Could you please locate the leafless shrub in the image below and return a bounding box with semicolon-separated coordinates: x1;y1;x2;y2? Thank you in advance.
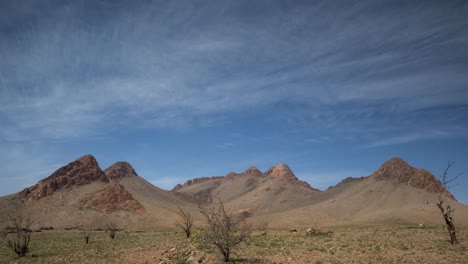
3;215;34;257
176;207;193;238
106;222;118;240
434;161;462;244
199;201;252;262
82;230;91;244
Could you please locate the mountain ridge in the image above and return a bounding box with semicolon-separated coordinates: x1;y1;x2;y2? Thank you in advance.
1;155;465;229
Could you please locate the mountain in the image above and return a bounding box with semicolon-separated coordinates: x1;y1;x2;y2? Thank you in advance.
174;157;467;227
369;157;455;199
0;155;190;230
18;154;108;202
104;161;139;179
172;163;322;217
1;155;467;230
254;157;467;227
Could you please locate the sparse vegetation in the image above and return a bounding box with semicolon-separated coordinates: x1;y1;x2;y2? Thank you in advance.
199;201;252;262
435;161;462;244
3;215;34;257
0;226;467;263
175;207;193;238
82;230;91;244
106;222;117;240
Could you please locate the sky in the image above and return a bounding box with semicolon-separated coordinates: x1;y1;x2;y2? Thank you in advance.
1;0;468;203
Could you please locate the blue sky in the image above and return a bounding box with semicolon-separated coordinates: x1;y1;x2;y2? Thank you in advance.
1;0;468;203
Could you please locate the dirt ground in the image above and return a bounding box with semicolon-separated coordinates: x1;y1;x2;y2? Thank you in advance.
1;225;467;263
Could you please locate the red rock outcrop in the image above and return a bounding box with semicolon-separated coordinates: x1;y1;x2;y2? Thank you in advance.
172;176;224;191
82;181;145;213
327;176;366;190
226;166;264;178
173;163;320;192
19;154;108;201
241;166;264;177
371;157;455;199
104;162;138;179
264;163;319;191
264;163;296;180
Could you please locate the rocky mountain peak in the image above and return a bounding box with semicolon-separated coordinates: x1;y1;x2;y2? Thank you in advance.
226;172;239;178
19;154;108;201
371;157;455;199
264;163;295;179
242;166;263;177
263;163;319;191
76;154;99;166
104;162;139;180
371;157;417;181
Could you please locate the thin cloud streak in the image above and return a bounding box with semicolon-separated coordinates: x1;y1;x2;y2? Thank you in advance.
0;1;467;155
1;1;467;142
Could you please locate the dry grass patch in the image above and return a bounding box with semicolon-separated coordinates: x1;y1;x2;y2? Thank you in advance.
0;225;466;263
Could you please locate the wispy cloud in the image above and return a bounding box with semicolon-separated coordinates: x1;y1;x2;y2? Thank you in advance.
368;131;449;148
0;1;467;145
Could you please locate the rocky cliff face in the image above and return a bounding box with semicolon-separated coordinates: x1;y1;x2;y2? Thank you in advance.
19;154;108;201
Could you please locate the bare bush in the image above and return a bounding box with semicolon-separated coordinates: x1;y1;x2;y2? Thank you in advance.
434;161;461;244
83;230;91;244
199;201;252;262
106;222;118;240
3;215;34;257
176;207;193;238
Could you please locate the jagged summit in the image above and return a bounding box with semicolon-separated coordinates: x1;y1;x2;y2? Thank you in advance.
172;176;224;191
263;163;319;191
105;162;139;179
264;163;295;180
76;154;99;166
225;166;264;178
242;166;263;177
19;154;107;201
371;157;455;199
371;157;414;181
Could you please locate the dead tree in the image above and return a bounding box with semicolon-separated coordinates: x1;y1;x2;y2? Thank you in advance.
3;215;34;256
199;201;252;262
435;161;461;245
176;207;193;238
